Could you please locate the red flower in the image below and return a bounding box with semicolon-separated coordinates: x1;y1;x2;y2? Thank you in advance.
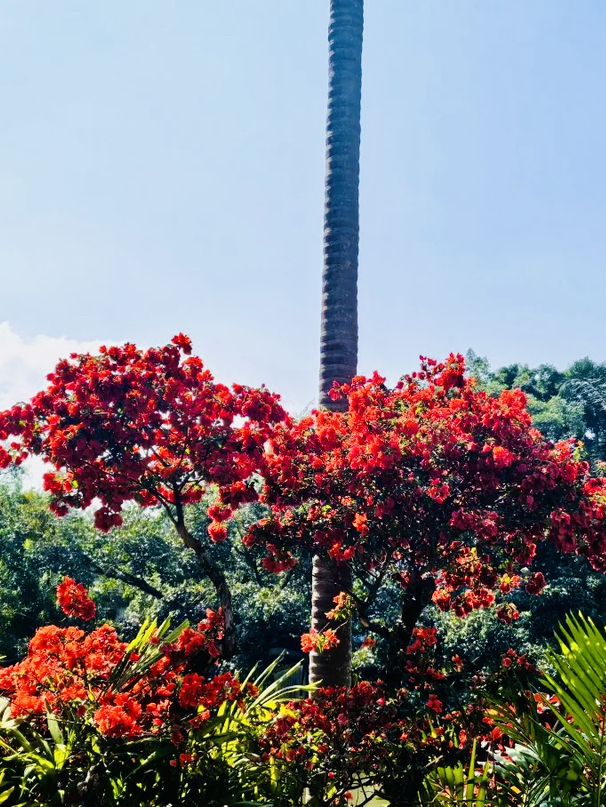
496;604;520;625
208;521;229;544
526;571;547;595
179;673;205;709
95;695;143;738
248;349;606;693
353;513;369;537
492;446;516;469
427;694;444;714
0;335;286;551
56;577;96;622
172;333;193;354
301;629;340;654
301;630;320;654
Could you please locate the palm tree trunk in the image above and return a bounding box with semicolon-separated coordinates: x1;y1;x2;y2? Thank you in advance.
310;0;364;688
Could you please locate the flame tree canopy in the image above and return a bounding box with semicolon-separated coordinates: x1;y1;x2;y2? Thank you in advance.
245;354;606;674
0;334;287;655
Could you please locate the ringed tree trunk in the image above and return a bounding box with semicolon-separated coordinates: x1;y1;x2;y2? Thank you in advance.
310;0;364;688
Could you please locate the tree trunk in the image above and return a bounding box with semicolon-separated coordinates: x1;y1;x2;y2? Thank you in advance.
176;522;236;659
384;577;436;689
309;556;353;686
319;0;363;408
311;0;364;688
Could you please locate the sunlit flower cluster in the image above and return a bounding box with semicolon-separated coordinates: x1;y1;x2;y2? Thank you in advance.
0;582;252;742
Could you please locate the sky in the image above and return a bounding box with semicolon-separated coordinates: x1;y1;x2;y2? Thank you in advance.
1;0;605;416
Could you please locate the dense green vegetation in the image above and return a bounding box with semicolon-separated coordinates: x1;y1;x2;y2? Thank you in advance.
0;474;309;673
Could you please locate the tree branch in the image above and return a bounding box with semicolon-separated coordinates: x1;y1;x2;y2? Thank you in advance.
84;555;164;600
172;486;236;658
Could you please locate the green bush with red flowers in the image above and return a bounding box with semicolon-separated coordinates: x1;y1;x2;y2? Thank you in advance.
0;579;301;806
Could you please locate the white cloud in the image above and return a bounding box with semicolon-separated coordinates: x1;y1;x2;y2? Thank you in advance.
0;322;107;408
0;323;112;488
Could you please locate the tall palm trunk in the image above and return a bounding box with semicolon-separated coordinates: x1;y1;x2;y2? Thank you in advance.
310;0;364;688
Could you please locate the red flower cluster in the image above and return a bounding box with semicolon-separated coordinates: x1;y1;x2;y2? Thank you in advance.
0;584;251;742
427;693;444;714
496;603;521;624
407;627;438;655
0;335;286;535
247;354;606;657
258;681;494;801
404;626;448;685
300;628;340;654
259;682;397;769
0;623;126;719
501;648;536;672
325;592;355;622
56;577;96;622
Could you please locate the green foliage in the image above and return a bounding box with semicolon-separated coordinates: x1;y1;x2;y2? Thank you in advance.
507;613;606;806
0;476;310;673
419;741;492;806
466;350;606;464
421;614;606;807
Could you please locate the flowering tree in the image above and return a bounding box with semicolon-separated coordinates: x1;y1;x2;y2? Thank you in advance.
246;354;606;678
0;335;287;655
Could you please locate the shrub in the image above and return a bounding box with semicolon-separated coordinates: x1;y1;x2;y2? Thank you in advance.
422;613;606;806
0;579;306;806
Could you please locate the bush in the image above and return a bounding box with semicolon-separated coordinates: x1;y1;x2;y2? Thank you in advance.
0;579;307;806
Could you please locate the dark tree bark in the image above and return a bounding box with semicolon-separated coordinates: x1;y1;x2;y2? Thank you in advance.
310;0;364;688
168;492;236;659
384;577;436;689
174;520;236;659
310;556;353;686
85;556;164;600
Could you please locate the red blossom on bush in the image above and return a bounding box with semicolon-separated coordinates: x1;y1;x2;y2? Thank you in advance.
325;592;355;622
56;577;96;622
496;603;521;624
0;606;252;743
257;680;493;803
525;571;547;595
94;694;143;739
407;627;438;655
300;628;340;654
501;649;536;672
427;694;444;714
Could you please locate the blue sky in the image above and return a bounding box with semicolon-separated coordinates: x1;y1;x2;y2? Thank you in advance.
1;1;605;414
